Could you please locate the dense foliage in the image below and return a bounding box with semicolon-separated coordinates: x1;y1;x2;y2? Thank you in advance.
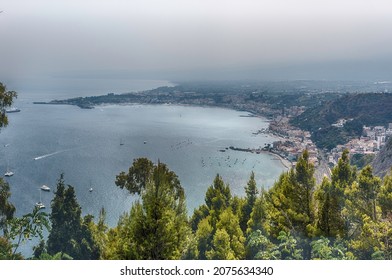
0;82;17;130
1;150;392;260
2;83;392;259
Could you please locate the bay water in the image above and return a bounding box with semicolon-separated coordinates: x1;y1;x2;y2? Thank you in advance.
0;79;286;256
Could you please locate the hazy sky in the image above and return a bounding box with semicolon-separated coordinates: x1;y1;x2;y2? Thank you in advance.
1;0;392;84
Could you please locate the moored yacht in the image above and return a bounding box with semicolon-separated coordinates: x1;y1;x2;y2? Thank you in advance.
40;185;51;191
4;169;14;177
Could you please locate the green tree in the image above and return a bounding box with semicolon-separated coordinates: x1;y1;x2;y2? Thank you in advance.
265;172;294;237
195;217;213;260
265;151;316;259
315;177;345;237
104;212;136;260
115;158;154;195
331;150;356;189
6;207;50;259
247;189;268;235
246;230;277;259
344;165;381;227
293;150;316;226
213;208;245;259
349;214;392;259
47;174;99;259
0;82;17;130
89;208;109;259
327;149;356;236
194;175;241;260
240;172;258;233
204;174;232;227
268;151;316;237
310;236;349;260
379;169;392;217
0;178;15;236
112;159;191;259
190;204;209;232
206;229;235;260
271;231;303;260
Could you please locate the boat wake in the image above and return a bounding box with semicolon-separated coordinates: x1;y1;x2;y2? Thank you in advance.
34;150;69;161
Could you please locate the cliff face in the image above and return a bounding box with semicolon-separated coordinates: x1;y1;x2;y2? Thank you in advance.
372;137;392;178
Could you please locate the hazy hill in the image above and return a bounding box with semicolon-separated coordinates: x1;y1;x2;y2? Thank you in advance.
291;92;392;149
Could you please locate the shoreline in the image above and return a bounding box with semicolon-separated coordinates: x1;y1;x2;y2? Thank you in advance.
269;151;292;170
35;99;293;171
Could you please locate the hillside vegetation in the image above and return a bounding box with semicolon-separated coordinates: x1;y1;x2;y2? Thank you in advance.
291;93;392;149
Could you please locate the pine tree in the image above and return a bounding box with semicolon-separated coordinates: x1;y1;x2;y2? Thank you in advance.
292;150;316;226
206;229;235;260
315;177;345;237
379;169;392;217
264;151;316;259
47;174;98;259
240;172;258;233
214;208;245;259
344;165;381;223
266;151;317;239
317;149;356;237
113;159;191;259
349;214;392;259
247;189;268;235
331;150;356;190
195;217;213;260
204;174;232;228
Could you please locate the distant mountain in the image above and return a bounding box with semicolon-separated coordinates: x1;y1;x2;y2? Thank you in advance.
372;137;392;178
290;92;392;149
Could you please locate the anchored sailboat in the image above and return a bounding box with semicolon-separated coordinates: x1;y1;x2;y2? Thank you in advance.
35;189;45;209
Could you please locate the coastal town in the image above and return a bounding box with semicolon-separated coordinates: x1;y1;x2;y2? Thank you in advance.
41;82;392;179
266;111;392;178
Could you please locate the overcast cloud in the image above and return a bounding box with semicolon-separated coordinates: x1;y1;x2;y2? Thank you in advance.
1;0;392;85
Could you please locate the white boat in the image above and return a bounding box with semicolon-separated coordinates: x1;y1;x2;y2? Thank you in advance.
4;171;14;177
89;188;93;192
5;107;20;113
36;189;45;209
40;185;51;191
4;167;14;177
35;202;45;209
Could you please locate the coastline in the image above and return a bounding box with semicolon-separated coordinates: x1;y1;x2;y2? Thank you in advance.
35;98;293;171
269;151;292;170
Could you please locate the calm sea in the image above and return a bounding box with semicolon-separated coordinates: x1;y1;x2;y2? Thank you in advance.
1;79;286;256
